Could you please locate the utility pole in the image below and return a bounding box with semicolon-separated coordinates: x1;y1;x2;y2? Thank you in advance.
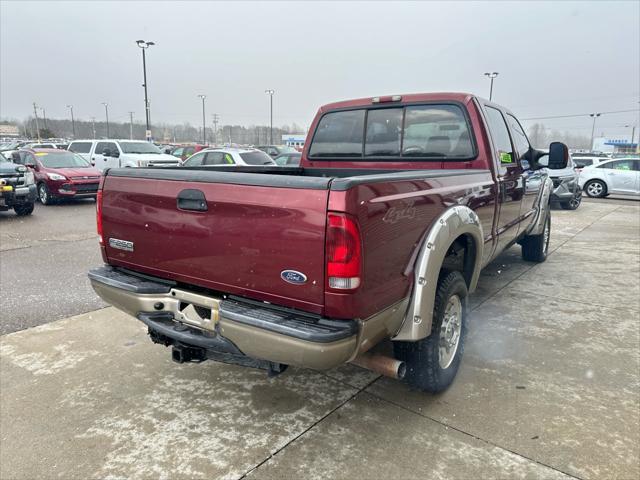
483;72;499;101
32;103;41;141
91;117;96;139
66;105;76;138
198;95;207;144
212;114;219;146
265;89;274;144
128;112;135;139
136;40;155;141
589;113;601;151
102;103;110;137
40;108;48;131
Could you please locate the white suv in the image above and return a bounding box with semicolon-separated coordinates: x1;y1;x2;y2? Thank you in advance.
180;147;276;167
68;140;180;171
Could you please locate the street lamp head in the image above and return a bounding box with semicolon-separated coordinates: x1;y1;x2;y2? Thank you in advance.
198;94;206;99
484;72;499;78
265;89;275;95
136;40;154;48
66;104;72;108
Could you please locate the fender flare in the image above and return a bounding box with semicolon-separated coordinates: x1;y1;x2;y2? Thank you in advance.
393;205;484;342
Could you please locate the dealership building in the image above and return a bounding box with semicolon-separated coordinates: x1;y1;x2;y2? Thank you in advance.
592;137;638;154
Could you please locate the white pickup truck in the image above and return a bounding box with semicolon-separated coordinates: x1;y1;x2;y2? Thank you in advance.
68;140;180;171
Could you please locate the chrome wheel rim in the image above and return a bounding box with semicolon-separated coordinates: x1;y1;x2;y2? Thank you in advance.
39;185;47;203
439;295;462;369
587;182;603;196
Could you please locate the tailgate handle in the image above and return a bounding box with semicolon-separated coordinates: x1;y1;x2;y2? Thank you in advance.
177;189;208;212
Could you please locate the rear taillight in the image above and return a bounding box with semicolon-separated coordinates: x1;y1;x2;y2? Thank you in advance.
96;189;103;245
326;212;362;291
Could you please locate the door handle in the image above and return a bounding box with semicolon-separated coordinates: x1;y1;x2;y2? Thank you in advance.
177;189;208;212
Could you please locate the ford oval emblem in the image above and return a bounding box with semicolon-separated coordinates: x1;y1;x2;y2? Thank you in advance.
281;270;307;285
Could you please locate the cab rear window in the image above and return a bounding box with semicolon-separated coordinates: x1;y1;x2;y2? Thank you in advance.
308;104;475;160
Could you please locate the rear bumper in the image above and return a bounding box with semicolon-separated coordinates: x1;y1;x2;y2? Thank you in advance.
88;266;359;370
550;175;580;201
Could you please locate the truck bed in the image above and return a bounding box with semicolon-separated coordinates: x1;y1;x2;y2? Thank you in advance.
100;166;490;317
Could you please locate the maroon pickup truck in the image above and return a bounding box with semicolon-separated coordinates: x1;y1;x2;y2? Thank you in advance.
89;93;568;392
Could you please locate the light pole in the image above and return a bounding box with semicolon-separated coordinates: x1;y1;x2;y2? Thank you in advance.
128;111;135;140
136;40;155;141
91;117;96;139
66;105;76;138
102;103;110;137
265;89;274;144
589;113;601;150
483;72;499;101
197;95;207;144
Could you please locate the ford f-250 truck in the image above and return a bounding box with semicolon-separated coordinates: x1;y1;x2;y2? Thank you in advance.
88;93;568;392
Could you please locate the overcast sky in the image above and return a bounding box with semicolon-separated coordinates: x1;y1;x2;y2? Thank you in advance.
1;1;638;137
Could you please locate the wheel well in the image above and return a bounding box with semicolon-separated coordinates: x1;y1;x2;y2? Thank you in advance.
440;234;476;288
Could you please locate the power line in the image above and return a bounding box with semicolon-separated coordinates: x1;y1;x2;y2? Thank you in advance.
521;109;638;121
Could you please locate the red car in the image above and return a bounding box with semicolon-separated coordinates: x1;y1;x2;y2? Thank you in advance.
19;149;102;204
170;144;208;162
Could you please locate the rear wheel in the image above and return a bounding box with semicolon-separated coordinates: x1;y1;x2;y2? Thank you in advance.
585;179;607;198
521;212;550;262
394;271;468;393
561;192;582;210
14;202;34;216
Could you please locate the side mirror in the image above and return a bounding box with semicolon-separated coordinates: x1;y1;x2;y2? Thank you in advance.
25;162;36;168
548;142;569;169
102;148;111;157
112;150;120;158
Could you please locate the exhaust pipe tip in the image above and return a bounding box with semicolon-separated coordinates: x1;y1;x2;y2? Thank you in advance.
351;352;406;380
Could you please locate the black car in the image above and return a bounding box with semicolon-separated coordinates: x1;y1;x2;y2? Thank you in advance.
0;157;37;216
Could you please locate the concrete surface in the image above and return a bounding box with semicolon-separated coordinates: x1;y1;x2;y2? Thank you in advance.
0;200;106;334
1;201;639;479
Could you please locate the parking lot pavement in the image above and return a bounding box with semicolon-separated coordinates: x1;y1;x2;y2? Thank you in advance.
1;201;638;479
0;200;106;334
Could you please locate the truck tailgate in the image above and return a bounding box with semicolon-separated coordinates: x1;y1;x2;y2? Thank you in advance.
101;170;331;313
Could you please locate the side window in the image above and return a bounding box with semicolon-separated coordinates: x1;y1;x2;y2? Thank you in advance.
484;107;514;166
224;153;235;164
506;114;531;160
172;147;184;158
608;160;634;171
95;142;117;155
203;152;225;165
183;147;195;157
69;142;92;153
182;152;205;167
633;160;640;172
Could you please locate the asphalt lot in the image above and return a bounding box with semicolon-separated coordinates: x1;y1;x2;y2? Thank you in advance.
0;199;105;334
1;197;639;479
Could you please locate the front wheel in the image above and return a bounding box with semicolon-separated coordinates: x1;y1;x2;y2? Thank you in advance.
585;179;607;198
14;203;34;216
394;271;468;393
521;212;550;262
38;183;53;205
